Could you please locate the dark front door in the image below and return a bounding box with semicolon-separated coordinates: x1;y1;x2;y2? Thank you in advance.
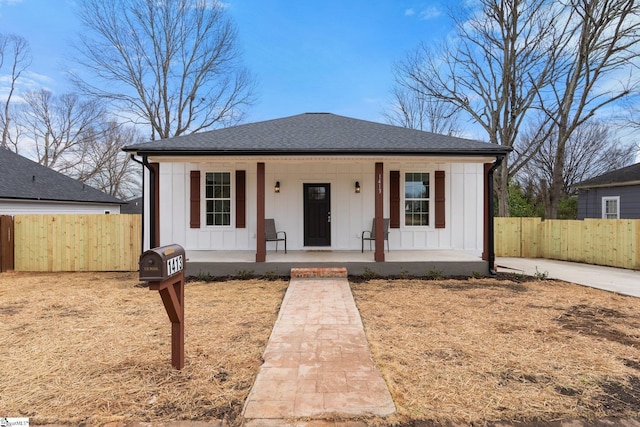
304;183;331;246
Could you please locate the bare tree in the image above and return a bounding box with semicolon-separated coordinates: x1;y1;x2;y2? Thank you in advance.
14;90;140;198
539;0;640;218
71;122;141;199
18;89;107;169
519;121;637;214
384;85;461;135
395;0;558;216
72;0;255;140
0;33;31;150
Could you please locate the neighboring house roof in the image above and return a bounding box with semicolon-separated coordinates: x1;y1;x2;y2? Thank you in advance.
123;113;510;156
575;162;640;189
0;148;124;204
121;197;143;214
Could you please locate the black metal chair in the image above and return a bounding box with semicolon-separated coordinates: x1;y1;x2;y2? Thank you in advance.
265;218;286;253
362;218;389;253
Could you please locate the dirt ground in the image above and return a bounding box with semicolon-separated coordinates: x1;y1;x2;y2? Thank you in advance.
1;271;639;426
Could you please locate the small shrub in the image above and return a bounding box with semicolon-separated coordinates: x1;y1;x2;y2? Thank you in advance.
264;270;281;281
534;267;548;280
361;267;377;281
194;271;213;282
236;269;255;280
509;271;529;282
426;267;444;280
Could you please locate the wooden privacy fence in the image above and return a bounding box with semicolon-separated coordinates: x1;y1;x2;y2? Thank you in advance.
495;217;640;270
9;214;639;272
14;214;142;272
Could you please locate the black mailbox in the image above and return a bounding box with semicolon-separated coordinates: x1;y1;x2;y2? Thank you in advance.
139;244;185;281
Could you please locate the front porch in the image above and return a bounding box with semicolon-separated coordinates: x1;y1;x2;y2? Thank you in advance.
186;249;488;277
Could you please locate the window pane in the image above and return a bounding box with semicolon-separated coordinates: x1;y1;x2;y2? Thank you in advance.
205;172;231;226
405;173;429;198
308;187;326;200
404;172;430;226
603;198;619;219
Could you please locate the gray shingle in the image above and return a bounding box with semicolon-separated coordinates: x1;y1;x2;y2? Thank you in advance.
124;113;510;155
0;148;124;204
575;162;640;188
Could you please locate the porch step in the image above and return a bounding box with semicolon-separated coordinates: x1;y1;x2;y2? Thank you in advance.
290;267;348;279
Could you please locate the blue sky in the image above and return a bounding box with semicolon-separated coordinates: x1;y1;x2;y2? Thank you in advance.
0;0;456;126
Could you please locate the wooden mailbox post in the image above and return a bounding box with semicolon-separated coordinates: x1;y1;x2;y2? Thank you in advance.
139;244;186;370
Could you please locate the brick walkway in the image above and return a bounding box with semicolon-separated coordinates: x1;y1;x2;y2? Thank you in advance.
242;268;395;421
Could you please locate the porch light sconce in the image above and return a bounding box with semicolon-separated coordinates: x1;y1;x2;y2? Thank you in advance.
274;181;281;193
355;181;361;193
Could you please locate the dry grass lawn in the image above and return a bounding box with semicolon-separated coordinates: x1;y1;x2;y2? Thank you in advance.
0;272;287;425
1;271;639;426
351;276;640;425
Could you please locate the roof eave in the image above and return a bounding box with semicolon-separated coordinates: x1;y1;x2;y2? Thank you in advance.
0;196;124;205
124;148;511;157
575;180;640;189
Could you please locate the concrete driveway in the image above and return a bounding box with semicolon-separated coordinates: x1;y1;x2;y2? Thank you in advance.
497;257;640;298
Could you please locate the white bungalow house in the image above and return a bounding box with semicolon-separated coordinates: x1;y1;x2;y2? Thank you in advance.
124;113;509;276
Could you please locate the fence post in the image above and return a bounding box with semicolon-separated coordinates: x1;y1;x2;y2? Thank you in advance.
0;215;15;272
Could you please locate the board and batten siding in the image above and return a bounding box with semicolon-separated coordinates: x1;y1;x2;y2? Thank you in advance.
155;159;486;254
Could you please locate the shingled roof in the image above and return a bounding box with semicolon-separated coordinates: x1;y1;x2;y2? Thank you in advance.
123;113;510;156
575;162;640;189
0;148;124;204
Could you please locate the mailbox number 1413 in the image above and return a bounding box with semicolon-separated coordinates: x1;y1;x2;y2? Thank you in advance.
167;255;183;276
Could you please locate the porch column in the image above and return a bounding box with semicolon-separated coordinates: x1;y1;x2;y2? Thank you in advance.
375;162;385;262
256;162;266;262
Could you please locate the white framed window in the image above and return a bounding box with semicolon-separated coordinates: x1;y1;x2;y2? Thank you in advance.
404;172;430;226
602;196;620;219
205;172;231;226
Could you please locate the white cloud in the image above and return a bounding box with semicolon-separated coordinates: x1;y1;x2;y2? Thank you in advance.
404;5;442;20
0;70;55;103
419;6;442;21
206;0;228;9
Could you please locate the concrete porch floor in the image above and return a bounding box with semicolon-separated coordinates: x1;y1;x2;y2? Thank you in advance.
185;249;488;277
